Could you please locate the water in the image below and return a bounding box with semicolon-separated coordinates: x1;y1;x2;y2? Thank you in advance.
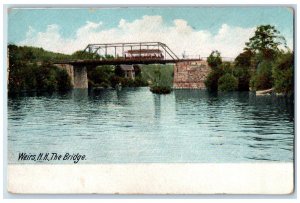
8;87;294;164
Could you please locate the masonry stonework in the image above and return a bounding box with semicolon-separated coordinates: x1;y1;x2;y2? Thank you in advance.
173;60;211;89
54;64;88;89
73;66;88;89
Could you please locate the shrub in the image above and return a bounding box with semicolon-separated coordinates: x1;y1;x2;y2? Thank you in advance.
220;62;233;74
34;64;58;92
56;68;72;91
150;86;172;94
99;82;110;88
250;60;273;90
133;77;148;87
88;66;114;87
205;70;222;91
207;50;222;69
218;73;238;91
234;66;251;91
121;78;135;87
272;52;294;94
234;50;254;67
110;76;122;88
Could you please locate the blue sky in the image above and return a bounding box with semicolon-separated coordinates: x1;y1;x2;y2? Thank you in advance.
8;7;294;57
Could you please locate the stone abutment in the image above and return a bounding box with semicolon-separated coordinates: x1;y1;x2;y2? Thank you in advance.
173;60;211;89
54;64;88;89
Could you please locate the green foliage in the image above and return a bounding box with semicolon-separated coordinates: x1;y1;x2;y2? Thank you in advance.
233;50;254;91
272;52;294;94
140;64;174;87
56;68;73;91
8;45;72;93
140;65;173;94
234;50;254;67
71;51;100;60
150;86;172;94
115;65;142;78
205;51;227;91
207;50;222;69
8;44;71;63
104;54;114;59
245;25;287;59
205;51;245;92
88;65;147;88
218;73;238;91
133;77;148;87
229;24;293;93
205;24;292;94
250;60;273;90
88;65;114;87
133;65;142;77
8;62;72;93
234;66;251;91
205;70;222;91
219;62;233;74
34;64;58;92
109;76;148;88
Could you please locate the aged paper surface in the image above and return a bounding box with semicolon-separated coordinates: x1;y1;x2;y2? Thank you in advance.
8;163;294;194
6;6;295;194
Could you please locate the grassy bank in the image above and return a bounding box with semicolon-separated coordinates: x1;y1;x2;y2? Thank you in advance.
140;64;174;94
140;64;174;87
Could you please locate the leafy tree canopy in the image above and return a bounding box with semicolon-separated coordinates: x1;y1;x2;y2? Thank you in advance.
207;50;222;69
234;50;254;67
245;25;287;59
218;73;238;92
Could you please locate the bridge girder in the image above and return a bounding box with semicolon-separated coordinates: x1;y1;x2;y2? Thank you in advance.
83;42;180;60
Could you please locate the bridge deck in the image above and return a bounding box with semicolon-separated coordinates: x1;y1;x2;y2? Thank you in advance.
55;58;202;66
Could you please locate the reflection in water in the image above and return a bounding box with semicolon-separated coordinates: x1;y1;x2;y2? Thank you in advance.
153;95;161;120
8;88;294;163
72;89;88;101
174;90;294;162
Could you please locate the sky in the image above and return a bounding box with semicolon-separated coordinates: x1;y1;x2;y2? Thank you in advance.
8;7;294;58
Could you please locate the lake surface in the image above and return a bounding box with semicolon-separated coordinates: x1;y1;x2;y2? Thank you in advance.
8;87;294;164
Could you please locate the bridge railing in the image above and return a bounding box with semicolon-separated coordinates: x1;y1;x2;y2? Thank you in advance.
83;42;180;61
180;55;235;62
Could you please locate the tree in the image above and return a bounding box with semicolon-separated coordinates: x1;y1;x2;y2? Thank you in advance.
245;25;287;59
218;73;238;91
56;68;72;91
205;71;221;91
205;50;224;91
272;52;294;94
250;61;273;90
207;50;222;69
233;50;254;91
244;25;289;91
88;65;114;87
8;45;72;93
234;50;254;67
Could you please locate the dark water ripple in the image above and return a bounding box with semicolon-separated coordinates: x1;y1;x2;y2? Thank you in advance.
8;88;294;163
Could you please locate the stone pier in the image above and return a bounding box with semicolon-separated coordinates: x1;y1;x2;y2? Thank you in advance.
54;64;88;89
173;60;211;89
73;66;88;89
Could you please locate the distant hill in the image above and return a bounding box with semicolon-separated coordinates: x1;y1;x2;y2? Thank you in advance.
8;44;72;63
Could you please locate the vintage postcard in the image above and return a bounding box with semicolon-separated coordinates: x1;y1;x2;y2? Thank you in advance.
6;6;295;194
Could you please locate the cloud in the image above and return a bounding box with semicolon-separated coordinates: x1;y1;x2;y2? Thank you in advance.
19;15;260;58
76;21;103;37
